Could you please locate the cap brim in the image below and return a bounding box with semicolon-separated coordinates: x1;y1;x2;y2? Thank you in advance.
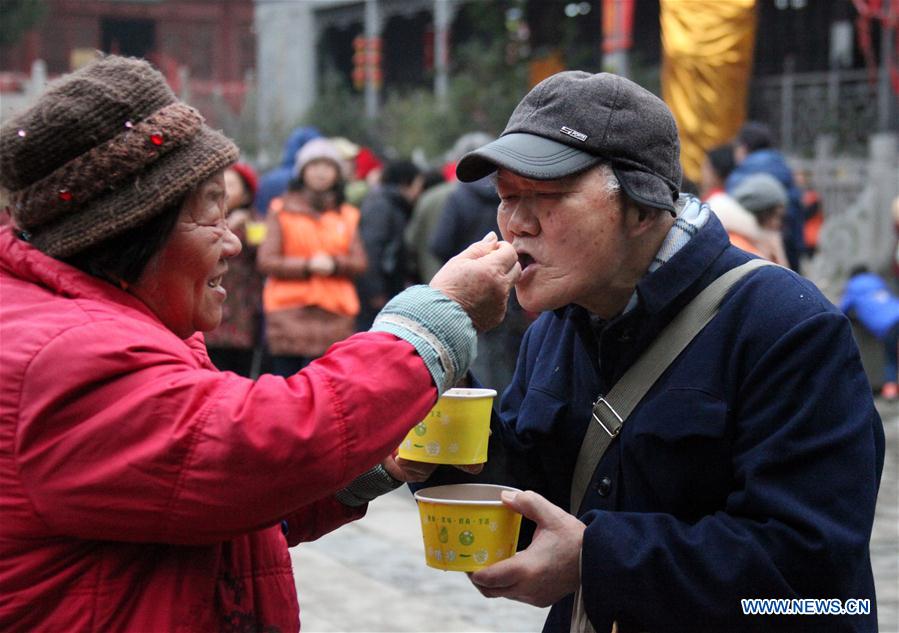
456;133;602;182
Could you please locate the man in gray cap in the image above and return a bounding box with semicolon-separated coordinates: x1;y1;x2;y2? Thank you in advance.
420;71;883;632
731;172;790;266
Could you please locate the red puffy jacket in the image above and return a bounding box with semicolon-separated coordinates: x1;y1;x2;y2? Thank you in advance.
0;227;437;631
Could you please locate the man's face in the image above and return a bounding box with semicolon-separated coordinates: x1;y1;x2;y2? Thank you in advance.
495;165;633;316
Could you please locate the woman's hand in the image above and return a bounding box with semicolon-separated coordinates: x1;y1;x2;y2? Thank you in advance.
430;232;521;332
381;455;484;482
381;454;436;482
307;252;336;276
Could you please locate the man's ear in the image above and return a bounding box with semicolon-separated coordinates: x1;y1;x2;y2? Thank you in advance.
625;202;669;238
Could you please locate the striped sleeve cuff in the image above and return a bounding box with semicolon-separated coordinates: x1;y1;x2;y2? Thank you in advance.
371;284;476;393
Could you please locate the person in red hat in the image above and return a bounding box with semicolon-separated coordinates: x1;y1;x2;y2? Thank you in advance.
205;162;267;376
345;146;384;207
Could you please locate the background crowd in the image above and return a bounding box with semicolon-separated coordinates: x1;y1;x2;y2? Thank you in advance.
207;117;898;401
208;125;537;395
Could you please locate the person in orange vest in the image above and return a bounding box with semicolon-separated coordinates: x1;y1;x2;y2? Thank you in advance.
257;138;368;376
795;167;823;257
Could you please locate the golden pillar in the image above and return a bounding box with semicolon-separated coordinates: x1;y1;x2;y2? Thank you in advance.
661;0;757;184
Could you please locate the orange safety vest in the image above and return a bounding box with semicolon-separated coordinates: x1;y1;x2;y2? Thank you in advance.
263;199;361;316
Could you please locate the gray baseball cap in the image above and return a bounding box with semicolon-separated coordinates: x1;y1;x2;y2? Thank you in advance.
456;71;682;214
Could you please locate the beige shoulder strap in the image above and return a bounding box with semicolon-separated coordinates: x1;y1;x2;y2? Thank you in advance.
569;259;775;515
568;259;777;633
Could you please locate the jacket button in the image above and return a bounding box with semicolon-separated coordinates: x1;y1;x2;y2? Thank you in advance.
596;476;612;497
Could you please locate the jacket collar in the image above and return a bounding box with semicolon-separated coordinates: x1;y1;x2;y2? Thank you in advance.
634;211;731;315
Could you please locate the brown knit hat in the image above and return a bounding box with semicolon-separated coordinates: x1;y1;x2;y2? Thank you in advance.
0;55;238;258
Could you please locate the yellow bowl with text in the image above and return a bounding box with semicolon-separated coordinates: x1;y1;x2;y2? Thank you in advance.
414;483;522;572
397;388;497;465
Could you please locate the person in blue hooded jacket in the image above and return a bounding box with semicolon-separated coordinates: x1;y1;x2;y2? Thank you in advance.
840;267;899;400
254;126;321;215
415;71;884;633
726;122;804;272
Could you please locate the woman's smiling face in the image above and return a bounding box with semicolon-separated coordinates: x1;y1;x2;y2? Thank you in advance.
130;170;242;338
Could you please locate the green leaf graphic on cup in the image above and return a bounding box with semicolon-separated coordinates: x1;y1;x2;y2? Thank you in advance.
439;526;448;543
414;423;427;436
459;530;475;546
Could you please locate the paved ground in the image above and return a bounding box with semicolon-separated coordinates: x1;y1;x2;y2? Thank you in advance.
294;400;899;633
873;398;899;633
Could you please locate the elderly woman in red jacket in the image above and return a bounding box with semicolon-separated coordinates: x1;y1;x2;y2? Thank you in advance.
0;56;519;632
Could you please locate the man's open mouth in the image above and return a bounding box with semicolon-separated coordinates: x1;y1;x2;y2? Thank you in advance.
518;253;535;270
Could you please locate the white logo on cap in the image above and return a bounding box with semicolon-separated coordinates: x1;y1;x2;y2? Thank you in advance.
560;126;588;142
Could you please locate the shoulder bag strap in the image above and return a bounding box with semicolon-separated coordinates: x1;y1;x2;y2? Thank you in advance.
569;259;776;515
568;259;775;633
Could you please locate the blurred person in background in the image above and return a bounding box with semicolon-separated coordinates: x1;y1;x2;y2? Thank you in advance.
0;55;521;632
726;121;804;272
255;126;321;215
893;195;899;279
345;145;384;208
700;142;735;202
404;132;496;285
204;162;265;377
258;138;367;377
731;172;791;266
356;159;424;330
404;167;452;284
330;136;361;178
795;167;823;258
430;172;530;395
701;144;763;257
841;266;899;401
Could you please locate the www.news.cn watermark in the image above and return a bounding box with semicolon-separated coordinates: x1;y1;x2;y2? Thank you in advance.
741;598;871;616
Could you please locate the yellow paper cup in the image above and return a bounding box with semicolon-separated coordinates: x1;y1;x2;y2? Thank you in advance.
245;220;267;246
397;387;497;465
414;483;522;572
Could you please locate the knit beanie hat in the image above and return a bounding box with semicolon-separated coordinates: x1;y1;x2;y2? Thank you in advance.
293;138;345;179
0;55;238;258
